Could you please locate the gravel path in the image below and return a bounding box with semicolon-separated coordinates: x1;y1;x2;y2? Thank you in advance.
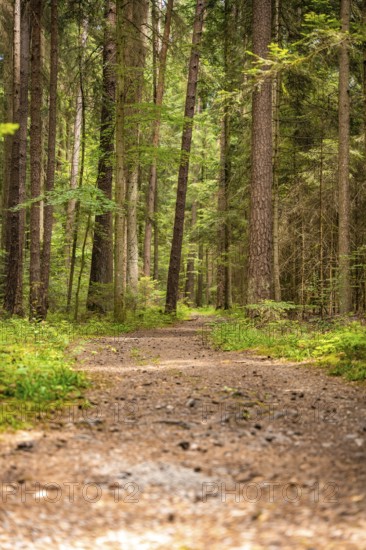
0;316;365;549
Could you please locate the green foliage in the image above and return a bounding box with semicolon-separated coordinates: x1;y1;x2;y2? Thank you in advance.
245;300;298;323
210;317;366;382
0;319;88;429
0;123;19;138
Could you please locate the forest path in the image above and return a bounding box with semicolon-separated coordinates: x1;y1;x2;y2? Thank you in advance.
0;316;365;549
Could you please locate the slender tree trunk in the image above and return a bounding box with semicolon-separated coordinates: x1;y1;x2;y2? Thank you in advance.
125;0;148;307
184;201;197;304
246;0;273;304
29;0;43;319
143;0;174;277
65;23;87;268
196;240;203;307
114;0;127;321
216;115;230;309
153;183;159;280
87;0;116;312
1;2;13;253
272;0;281;302
39;0;58;319
216;0;231;311
165;0;206;314
66;93;86;312
74;212;92;321
4;0;29;315
338;0;351;314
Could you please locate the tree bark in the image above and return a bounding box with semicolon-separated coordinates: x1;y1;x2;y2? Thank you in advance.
29;0;43;318
143;0;174;277
338;0;351;314
125;0;148;307
246;0;273;304
165;0;206;314
114;0;127;321
4;0;24;315
65;23;87;269
184;201;197;304
272;0;281;302
39;0;58;319
87;0;116;312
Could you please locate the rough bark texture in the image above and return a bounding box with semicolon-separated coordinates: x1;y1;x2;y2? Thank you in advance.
246;0;273;305
87;0;116;312
65;24;87;268
143;0;174;277
272;0;281;302
1;1;13;253
338;0;351;314
39;0;58;319
216;0;231;311
4;0;29;315
114;0;127;321
216;115;231;310
165;0;206;314
125;0;148;305
4;0;22;314
29;0;43;318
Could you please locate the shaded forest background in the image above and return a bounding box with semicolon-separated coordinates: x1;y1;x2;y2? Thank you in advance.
1;0;365;322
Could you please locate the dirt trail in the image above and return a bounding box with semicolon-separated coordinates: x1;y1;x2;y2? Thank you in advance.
0;316;365;549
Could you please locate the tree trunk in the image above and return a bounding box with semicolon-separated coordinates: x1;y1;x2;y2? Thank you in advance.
4;0;29;315
272;0;281;302
29;0;43;319
246;0;273;304
87;0;116;312
125;0;148;308
114;0;127;321
143;0;174;277
196;240;203;307
165;0;206;314
65;23;87;269
216;115;230;309
184;201;197;304
1;1;13;253
338;0;351;314
39;0;58;319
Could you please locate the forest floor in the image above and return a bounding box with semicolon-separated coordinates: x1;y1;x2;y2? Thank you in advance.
0;315;365;549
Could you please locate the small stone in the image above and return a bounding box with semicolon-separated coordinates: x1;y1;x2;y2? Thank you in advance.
16;441;34;452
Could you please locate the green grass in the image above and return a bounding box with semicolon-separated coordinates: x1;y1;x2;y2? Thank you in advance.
210;318;366;381
0;305;190;430
0;319;88;430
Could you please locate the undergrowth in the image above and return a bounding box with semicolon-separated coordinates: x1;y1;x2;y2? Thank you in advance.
209;301;366;382
0;305;188;430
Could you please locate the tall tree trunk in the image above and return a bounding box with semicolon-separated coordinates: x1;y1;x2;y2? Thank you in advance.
272;0;281;302
125;0;148;308
216;115;230;309
4;0;29;315
114;0;127;321
143;0;174;277
1;1;13;253
39;0;58;319
87;0;116;312
246;0;273;304
165;0;206;314
216;0;231;311
65;22;87;269
338;0;351;314
29;0;43;318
